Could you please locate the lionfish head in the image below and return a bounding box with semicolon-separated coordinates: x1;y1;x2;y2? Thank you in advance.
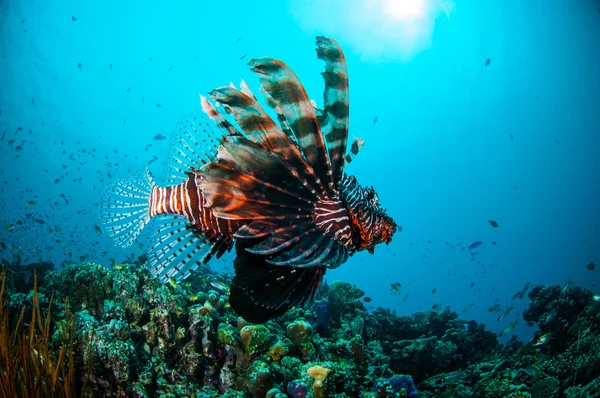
343;176;398;254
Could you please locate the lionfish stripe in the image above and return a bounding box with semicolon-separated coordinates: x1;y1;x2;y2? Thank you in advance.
316;36;349;184
343;137;365;167
266;233;327;266
247;224;316;256
292;238;335;268
248;57;334;195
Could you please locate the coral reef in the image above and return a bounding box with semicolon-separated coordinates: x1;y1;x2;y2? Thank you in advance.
2;261;599;397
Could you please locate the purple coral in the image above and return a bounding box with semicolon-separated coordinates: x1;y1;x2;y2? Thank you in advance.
287;380;309;398
312;299;331;336
372;375;418;398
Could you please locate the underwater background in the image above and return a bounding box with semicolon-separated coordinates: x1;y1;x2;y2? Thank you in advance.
1;0;600;397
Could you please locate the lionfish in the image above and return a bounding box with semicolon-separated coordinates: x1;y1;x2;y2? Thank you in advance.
100;37;398;323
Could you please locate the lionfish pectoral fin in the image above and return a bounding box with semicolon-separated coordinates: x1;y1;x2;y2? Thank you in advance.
229;238;326;323
100;168;155;248
343;136;365;168
147;215;233;283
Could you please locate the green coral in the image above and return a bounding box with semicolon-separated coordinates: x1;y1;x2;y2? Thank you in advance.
529;376;559;398
240;324;272;355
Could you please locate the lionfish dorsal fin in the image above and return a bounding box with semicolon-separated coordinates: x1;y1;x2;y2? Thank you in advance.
248;57;335;195
343;136;364;167
200;94;242;138
208;86;303;161
239;79;254;98
316;36;349;185
164;115;222;183
241;78;297;146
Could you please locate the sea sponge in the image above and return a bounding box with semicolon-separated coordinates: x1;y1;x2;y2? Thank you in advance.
287;320;313;345
307;365;331;398
240;325;271;354
268;341;289;362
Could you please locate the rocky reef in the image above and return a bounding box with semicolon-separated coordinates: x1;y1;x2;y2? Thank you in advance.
1;260;599;397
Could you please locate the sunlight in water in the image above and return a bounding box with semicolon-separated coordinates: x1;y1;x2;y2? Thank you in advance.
383;0;426;22
290;0;455;61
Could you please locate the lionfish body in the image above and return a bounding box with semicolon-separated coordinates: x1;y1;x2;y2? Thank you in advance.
101;37;398;323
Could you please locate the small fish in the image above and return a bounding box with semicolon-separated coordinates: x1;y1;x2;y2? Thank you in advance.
592;294;600;302
403;293;409;302
109;64;113;71
432;288;437;294
210;280;228;292
512;282;531;300
72;16;77;21
5;224;16;232
462;303;474;313
235;36;242;42
510;134;513;140
239;54;247;60
363;296;372;303
126;88;131;92
497;304;515;321
27;200;36;205
541;309;557;323
488;220;498;228
168;65;174;72
499;319;518;336
524;364;541;377
561;279;573;295
156;104;162;108
94;225;102;233
189;295;199;302
114;264;124;270
468;241;482;251
432;303;442;311
587;262;595;271
168;278;178;289
389;282;402;295
373;116;378;124
488;302;503;313
77;62;82;70
531;332;552;347
154;134;167;140
484;58;491;67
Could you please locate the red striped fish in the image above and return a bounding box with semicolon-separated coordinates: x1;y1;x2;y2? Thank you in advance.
100;37;398;323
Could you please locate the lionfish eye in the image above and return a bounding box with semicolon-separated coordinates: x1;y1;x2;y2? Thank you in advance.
365;188;379;206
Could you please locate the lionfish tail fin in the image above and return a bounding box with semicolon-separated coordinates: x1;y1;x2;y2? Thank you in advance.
229;239;326;323
100;169;155;248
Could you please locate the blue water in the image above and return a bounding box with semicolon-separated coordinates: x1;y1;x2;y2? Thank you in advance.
1;0;599;343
